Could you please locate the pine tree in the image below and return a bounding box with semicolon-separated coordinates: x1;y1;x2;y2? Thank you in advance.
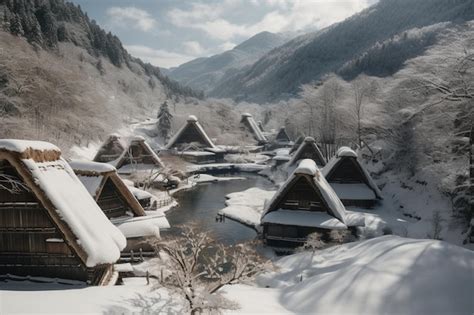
157;101;173;142
10;14;24;36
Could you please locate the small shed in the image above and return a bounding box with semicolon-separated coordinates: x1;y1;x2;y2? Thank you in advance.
0;140;125;284
261;159;363;248
322;147;382;208
288;137;326;167
240;113;268;145
70;160;166;255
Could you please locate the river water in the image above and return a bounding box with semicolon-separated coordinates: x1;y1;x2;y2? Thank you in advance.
163;174;274;244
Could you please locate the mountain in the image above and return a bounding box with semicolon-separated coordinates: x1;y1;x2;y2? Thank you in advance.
0;0;204;151
168;31;290;93
0;0;203;99
209;0;474;102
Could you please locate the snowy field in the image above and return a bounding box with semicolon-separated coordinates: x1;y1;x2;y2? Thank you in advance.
222;236;474;315
2;236;472;314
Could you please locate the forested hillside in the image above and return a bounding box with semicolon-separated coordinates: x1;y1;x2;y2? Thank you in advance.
0;0;207;152
210;0;474;102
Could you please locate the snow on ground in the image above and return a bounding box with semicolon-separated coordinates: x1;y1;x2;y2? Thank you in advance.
189;174;247;184
219;187;276;228
0;279;183;314
222;235;474;315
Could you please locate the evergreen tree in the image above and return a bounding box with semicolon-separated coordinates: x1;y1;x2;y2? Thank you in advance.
157;101;173;142
10;14;24;36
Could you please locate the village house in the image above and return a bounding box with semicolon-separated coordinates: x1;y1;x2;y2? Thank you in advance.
165;115;225;164
288;136;326;167
0;140;125;284
261;159;364;248
240;113;268;146
322;147;382;208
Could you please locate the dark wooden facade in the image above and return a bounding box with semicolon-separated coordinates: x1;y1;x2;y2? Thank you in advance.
94;135;125;163
115;139;163;170
275;127;291;142
325;156;379;208
0;159;112;284
290;137;326;167
262;173;344;247
96;177;134;218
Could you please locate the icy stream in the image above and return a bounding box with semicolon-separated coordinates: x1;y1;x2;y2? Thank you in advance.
164;174;274;244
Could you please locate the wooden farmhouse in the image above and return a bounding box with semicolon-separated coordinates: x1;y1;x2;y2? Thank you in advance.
275;127;291;143
261;159;364;248
0;140;125;284
94;135;164;174
288;137;326;167
166;115;225;164
240;113;268;145
322;147;382;208
93;133;126;163
70;160;167;255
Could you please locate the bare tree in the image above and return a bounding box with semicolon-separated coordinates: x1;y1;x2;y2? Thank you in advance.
0;167;28;193
351;76;378;148
150;226;269;315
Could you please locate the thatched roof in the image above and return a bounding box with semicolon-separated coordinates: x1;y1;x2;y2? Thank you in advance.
70;160;146;217
0;139;126;267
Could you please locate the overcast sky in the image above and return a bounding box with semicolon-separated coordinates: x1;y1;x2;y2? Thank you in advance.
72;0;377;68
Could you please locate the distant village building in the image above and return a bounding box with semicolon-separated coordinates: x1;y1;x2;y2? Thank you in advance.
0;140;125;284
322;147;382;208
71;160;166;255
166;115;225;164
240;113;268;145
93;133;126;163
261;159;364;247
94;135;164;173
288;137;326;167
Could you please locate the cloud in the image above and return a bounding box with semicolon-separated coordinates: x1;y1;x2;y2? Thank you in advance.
106;7;157;32
218;41;236;51
182;41;207;56
167;0;373;40
125;45;194;68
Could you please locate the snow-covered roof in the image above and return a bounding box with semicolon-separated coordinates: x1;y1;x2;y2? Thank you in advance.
336;146;358;158
0;139;60;154
241;114;267;144
261;209;347;229
114;216;160;238
181;151;215;156
70;159;146;217
187;115;198;122
330;183;376;200
113;137;164;169
262;159;349;227
322;147;382;199
69;160;116;175
288;136;326;167
2;142;127;267
165;115;216;149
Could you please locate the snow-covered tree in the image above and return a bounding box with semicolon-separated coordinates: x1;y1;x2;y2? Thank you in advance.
150;226;268;315
157;101;173;142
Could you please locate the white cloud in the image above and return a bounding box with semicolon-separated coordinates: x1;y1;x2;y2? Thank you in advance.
182;41;207;56
106;7;157;32
167;0;373;40
218;41;236;51
125;45;194;68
